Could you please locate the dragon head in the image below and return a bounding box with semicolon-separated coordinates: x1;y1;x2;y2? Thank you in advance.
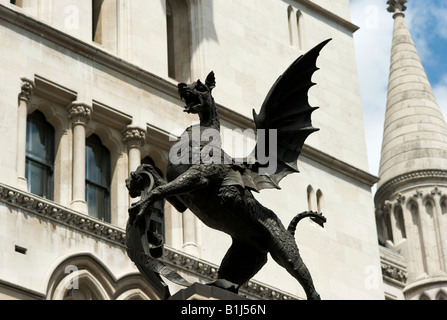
178;72;216;116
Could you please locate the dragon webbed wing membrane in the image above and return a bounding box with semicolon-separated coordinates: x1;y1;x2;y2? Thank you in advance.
247;39;331;191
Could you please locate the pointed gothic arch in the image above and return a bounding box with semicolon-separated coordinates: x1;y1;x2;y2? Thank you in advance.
45;254;158;300
166;0;192;82
393;204;406;240
408;200;428;275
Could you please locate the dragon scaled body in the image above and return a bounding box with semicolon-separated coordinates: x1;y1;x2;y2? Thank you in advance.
125;39;331;300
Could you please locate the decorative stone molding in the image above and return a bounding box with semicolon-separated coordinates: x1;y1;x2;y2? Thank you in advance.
123;127;146;149
0;184;126;246
431;187;443;196
381;262;407;284
375;170;447;205
67;102;92;126
19;78;34;103
0;183;297;300
163;247;297;300
380;246;407;286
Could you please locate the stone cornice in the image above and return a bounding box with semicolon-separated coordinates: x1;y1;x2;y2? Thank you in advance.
0;184;126;246
293;0;359;33
375;170;447;205
0;183;298;300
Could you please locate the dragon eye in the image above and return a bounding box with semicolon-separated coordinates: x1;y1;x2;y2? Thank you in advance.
197;84;207;92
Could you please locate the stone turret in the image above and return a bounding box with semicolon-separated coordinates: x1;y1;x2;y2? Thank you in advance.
375;0;447;300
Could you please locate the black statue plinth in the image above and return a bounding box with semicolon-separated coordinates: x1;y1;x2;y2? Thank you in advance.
169;283;248;301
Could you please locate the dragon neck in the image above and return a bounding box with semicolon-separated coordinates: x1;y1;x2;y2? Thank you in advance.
199;101;220;130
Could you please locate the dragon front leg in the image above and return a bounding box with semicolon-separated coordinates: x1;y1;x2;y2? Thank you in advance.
129;166;210;226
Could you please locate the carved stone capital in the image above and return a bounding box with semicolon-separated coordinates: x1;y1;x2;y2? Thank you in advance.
413;190;424;199
431;187;443;197
67;102;92;126
395;193;406;205
19;78;34;103
123;127;146;149
387;0;407;17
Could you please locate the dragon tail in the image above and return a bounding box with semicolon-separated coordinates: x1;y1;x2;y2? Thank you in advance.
288;211;327;236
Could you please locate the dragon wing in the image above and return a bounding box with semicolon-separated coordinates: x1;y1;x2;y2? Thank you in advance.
242;39;331;192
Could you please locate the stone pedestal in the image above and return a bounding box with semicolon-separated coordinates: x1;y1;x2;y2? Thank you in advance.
169;283;248;301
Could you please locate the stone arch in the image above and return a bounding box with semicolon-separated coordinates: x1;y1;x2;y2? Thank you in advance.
393;204;406;240
407;199;428;275
45;253;158;300
422;195;441;272
316;189;323;213
436;290;447;300
28;100;69;134
46;254;116;300
307;185;315;211
287;5;295;47
166;0;192;82
85;125;126;224
441;196;447;215
26;102;68;203
419;293;430;300
296;9;304;51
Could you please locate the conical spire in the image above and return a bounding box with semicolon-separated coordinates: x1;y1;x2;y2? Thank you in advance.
377;0;447;191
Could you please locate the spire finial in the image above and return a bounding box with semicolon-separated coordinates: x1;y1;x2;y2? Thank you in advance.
387;0;407;17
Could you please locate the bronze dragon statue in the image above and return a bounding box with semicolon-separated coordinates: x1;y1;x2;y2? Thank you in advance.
125;39;331;300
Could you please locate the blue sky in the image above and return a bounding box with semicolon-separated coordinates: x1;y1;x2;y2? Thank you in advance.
350;0;447;180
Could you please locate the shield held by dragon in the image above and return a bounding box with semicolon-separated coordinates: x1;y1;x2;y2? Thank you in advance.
125;39;331;300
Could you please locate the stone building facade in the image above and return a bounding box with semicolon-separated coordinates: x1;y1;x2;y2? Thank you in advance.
0;0;402;300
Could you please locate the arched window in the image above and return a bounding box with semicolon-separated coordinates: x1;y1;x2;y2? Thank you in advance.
307;185;315;211
316;189;323;213
419;293;430;300
166;0;191;82
10;0;22;6
441;197;447;215
141;156;165;244
287;6;295;47
436;291;447;300
296;10;304;51
92;0;117;50
85;134;111;222
384;209;393;243
394;205;406;239
26;111;55;200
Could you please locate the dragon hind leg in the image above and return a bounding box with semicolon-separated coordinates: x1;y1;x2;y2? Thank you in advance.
215;238;268;292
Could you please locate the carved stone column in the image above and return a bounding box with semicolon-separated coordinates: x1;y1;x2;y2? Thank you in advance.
123;126;146;208
67;102;92;214
182;210;199;255
16;78;34;191
431;187;447;273
122;127;146;174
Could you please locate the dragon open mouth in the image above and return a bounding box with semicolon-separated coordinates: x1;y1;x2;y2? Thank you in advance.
181;91;202;114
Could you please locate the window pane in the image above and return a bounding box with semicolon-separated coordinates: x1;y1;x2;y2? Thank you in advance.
86;135;110;186
25;111;54;200
86;183;110;222
85;135;110;222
